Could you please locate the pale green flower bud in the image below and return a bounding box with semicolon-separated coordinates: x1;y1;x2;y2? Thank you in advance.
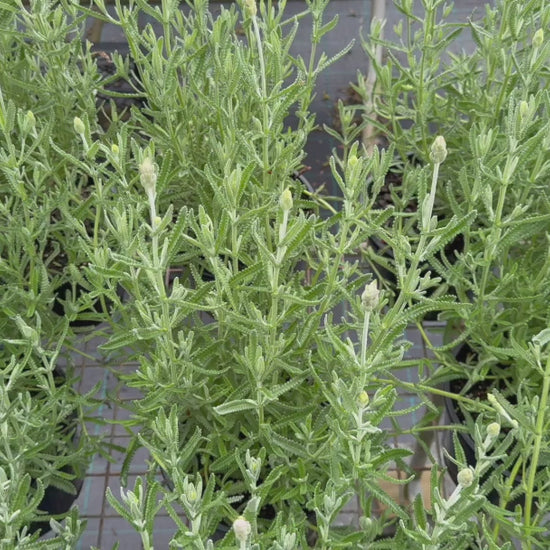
533;28;544;48
519;100;529;119
245;450;261;478
24;110;36;133
487;393;519;428
187;487;198;502
111;144;119;155
233;516;251;542
244;0;257;17
279;188;293;212
358;391;370;407
139;157;157;196
73;116;85;135
457;467;474;488
429;135;447;164
487;422;500;438
361;280;380;312
14;315;40;348
153;216;162;228
348;154;359;168
359;516;375;537
280;531;296;550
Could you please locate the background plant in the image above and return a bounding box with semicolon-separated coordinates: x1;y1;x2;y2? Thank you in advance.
0;0;128;328
0;321;101;547
354;0;550;546
82;0;346;229
355;0;550;311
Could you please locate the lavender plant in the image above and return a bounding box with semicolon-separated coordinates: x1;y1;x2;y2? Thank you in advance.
79;115;481;546
0;0;127;328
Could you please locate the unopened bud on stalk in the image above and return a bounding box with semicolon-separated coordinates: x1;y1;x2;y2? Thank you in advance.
358;391;370;407
279;188;293;212
487;393;519;428
487;422;500;438
233;516;251;542
533;28;544;48
519;100;529;119
187;487;198;502
348;154;359;168
361;280;380;312
457;468;474;488
25;110;36;132
139;157;157;196
111;144;119;155
73;116;85;135
244;0;257;17
429;135;447;164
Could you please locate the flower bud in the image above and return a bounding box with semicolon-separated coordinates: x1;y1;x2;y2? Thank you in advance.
361;280;380;312
139;157;157;196
457;467;474;488
487;422;500;438
73;116;85;135
111;144;119;155
244;0;257;17
519;100;529;119
348;154;359;168
358;391;370;407
486;393;518;428
24;110;36;133
533;28;544;48
279;188;293;212
429;135;447;164
15;316;40;348
233;516;251;542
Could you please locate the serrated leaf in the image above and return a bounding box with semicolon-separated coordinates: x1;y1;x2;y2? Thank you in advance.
496;214;550;256
364;478;408;519
267;428;309;459
214;399;258;416
420;211;477;261
413;493;428;530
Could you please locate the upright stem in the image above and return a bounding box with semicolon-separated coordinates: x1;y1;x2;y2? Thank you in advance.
370;153;443;357
360;310;371;373
362;0;386;155
252;16;270;192
523;352;550;548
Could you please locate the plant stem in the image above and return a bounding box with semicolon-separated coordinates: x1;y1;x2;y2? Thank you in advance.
523;352;550;548
360;309;371;374
370;376;486;409
362;0;385;156
252;15;270;192
370;157;441;357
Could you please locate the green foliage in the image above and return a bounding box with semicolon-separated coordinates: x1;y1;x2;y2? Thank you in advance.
0;335;100;547
3;0;550;547
354;0;550;547
68;0;465;546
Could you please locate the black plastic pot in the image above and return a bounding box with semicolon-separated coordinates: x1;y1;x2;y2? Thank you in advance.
30;476;84;536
